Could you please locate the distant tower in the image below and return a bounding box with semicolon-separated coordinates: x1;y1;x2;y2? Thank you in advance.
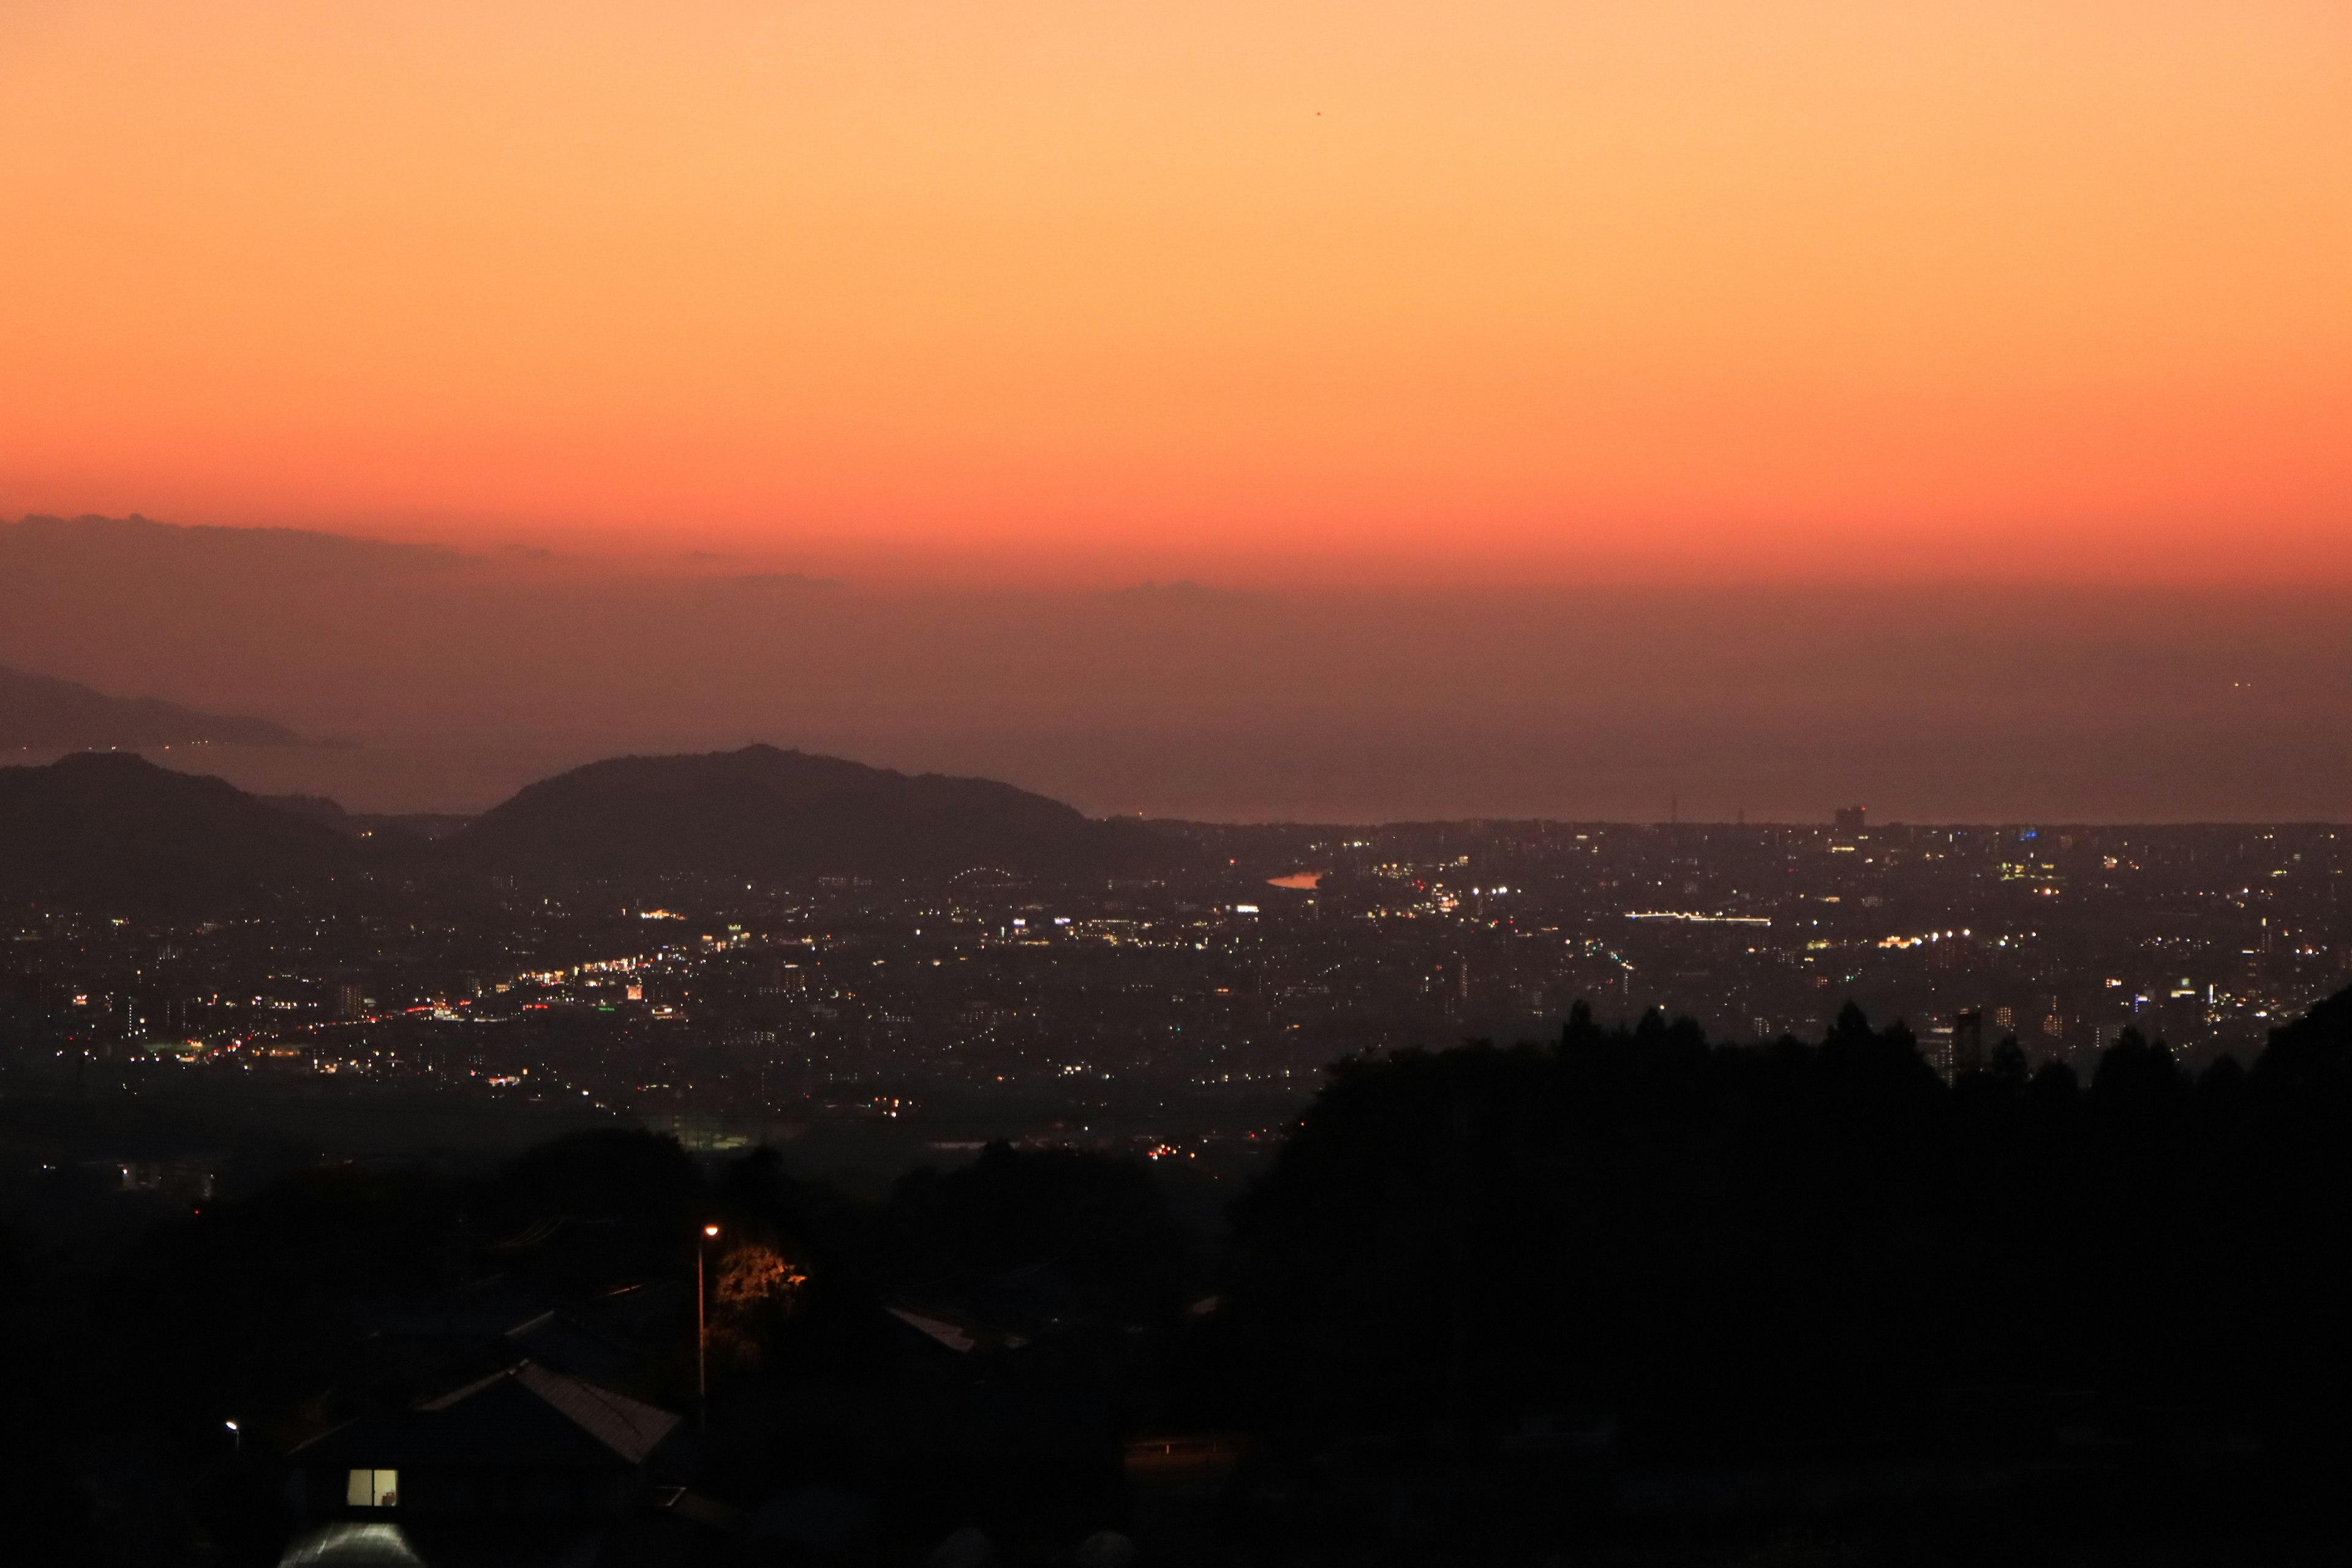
1833;805;1868;832
1952;1009;1985;1075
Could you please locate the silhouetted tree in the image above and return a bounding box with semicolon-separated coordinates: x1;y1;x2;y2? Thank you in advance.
1989;1033;2029;1087
2092;1025;2188;1104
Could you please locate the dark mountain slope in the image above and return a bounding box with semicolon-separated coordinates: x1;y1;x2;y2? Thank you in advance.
0;752;361;907
0;663;300;750
445;745;1164;882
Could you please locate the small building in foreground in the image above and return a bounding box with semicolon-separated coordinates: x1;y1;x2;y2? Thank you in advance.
279;1360;685;1566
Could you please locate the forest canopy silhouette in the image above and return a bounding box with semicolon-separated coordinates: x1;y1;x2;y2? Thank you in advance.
1223;998;2352;1453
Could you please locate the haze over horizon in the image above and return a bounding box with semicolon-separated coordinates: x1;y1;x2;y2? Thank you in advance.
7;513;2352;824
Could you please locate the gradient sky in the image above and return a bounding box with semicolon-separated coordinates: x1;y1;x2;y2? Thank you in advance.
4;1;2349;585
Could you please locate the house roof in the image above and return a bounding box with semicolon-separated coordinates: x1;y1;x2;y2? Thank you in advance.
296;1360;679;1470
422;1362;678;1465
886;1302;1032;1355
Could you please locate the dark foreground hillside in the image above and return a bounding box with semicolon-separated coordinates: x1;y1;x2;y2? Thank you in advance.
6;991;2351;1565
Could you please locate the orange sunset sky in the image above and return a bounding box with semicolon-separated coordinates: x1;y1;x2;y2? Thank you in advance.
4;1;2349;585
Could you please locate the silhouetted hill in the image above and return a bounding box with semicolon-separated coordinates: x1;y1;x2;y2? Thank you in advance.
445;744;1166;883
0;752;362;907
257;792;351;827
0;663;300;750
1;511;472;579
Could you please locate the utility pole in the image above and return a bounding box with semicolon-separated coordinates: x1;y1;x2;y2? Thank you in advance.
698;1223;720;1430
1447;1100;1471;1448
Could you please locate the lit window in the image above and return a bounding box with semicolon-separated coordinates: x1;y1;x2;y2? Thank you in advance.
347;1468;399;1507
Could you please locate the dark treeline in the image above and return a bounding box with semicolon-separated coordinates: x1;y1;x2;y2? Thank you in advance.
1227;1000;2352;1457
7;992;2352;1564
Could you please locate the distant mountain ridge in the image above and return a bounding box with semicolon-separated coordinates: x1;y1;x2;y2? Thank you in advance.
0;744;1163;911
0;752;361;907
0;663;301;750
444;744;1165;883
2;513;473;576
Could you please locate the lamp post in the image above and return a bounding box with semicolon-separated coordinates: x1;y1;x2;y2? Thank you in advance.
224;1420;240;1458
698;1223;720;1430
